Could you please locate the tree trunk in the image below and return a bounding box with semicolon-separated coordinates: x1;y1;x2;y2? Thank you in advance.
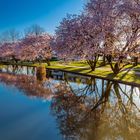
106;55;121;74
15;59;18;64
106;55;112;63
113;62;120;74
87;55;99;71
102;55;106;66
46;60;51;66
133;57;138;66
90;61;96;71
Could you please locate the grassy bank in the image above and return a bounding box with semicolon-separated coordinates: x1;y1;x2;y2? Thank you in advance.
46;61;140;86
1;61;140;86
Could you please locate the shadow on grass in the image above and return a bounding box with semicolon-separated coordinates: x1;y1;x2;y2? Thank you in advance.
96;63;110;68
105;73;116;79
119;66;135;80
133;66;140;72
49;63;140;85
62;66;90;73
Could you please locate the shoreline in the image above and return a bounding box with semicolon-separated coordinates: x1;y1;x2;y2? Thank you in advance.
1;61;140;87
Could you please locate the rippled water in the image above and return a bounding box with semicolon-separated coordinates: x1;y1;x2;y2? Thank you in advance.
0;65;140;140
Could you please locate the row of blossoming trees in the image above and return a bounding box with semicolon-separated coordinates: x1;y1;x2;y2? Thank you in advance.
0;25;52;66
0;0;140;74
53;0;140;74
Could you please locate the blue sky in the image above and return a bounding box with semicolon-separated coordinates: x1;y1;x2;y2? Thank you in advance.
0;0;85;34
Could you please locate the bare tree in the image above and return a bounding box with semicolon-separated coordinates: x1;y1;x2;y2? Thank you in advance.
0;29;20;43
24;24;45;37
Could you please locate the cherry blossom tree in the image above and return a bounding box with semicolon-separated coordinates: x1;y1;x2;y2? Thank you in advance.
0;42;20;63
86;0;140;74
0;27;52;65
0;29;21;63
120;0;140;65
54;14;102;71
17;34;52;65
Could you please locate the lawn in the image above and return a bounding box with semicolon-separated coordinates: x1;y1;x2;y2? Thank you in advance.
1;60;140;86
46;61;140;86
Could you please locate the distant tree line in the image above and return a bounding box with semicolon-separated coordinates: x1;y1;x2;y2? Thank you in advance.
0;24;52;66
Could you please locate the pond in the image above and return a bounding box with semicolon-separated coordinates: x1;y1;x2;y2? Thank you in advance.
0;65;140;140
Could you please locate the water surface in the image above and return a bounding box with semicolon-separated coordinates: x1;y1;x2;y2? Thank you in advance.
0;65;140;140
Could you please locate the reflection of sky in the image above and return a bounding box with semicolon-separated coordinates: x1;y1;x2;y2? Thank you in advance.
120;84;140;109
44;73;140;109
1;65;36;76
133;87;140;113
0;83;62;140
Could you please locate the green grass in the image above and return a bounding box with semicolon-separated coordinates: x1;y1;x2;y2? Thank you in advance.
46;61;140;85
1;60;140;85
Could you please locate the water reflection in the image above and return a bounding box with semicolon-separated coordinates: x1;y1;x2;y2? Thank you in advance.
0;65;140;140
49;70;140;140
0;65;53;100
0;65;36;75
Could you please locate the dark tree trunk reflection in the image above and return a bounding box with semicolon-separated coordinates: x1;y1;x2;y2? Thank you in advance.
51;75;140;140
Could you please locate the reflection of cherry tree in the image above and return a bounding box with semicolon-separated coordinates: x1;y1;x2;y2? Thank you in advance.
0;69;54;100
96;83;140;140
51;78;140;140
51;83;99;140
